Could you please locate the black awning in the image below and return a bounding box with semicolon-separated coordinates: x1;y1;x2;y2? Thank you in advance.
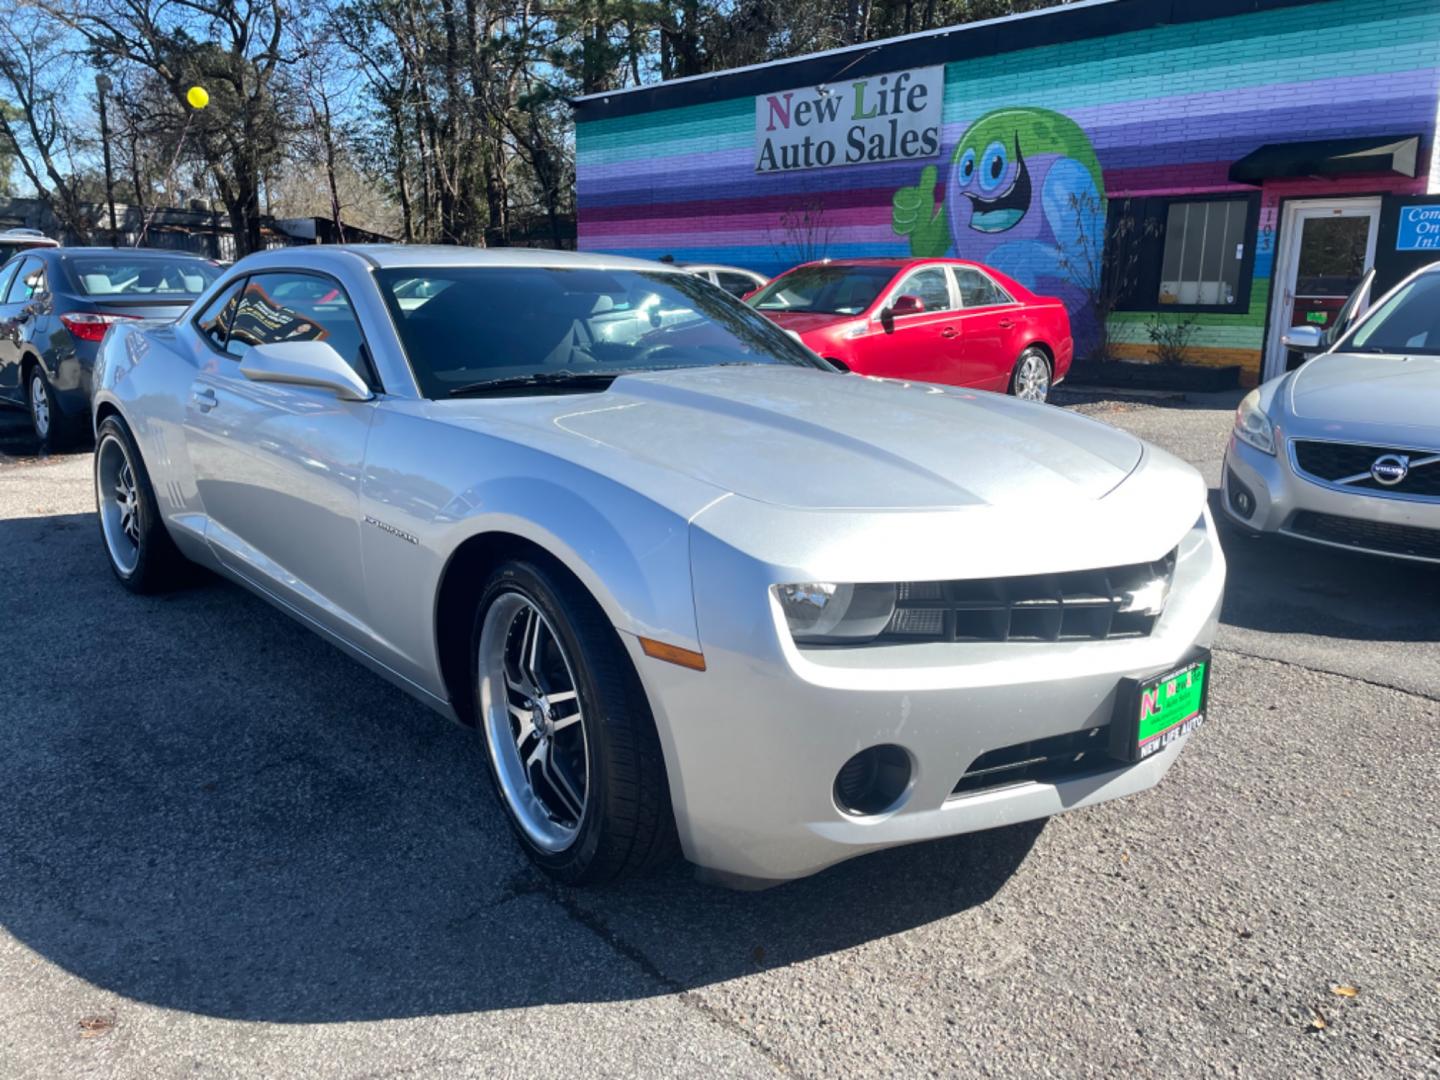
1229;135;1421;185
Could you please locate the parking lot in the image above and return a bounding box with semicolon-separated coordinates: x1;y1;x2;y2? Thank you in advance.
0;391;1435;1079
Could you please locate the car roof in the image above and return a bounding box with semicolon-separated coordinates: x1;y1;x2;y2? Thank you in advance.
789;257;990;271
228;244;688;275
0;228;58;245
51;247;214;259
680;262;765;275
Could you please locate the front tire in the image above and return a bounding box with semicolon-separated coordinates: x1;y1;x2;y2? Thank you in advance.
94;415;188;593
471;558;677;884
1009;347;1052;403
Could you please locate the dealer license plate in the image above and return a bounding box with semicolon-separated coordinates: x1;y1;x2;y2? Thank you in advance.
1110;651;1210;763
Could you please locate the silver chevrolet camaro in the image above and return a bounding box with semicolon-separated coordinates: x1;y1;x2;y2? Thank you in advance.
91;246;1224;887
1223;262;1440;562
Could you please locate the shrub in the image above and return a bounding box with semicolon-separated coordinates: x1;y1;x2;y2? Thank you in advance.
1144;314;1200;365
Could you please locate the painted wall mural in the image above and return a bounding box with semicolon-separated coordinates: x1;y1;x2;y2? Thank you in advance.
891;107;1105;323
575;0;1440;384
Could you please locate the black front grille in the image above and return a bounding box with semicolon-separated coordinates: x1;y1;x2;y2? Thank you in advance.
951;725;1118;797
877;551;1177;644
1293;440;1440;497
1288;511;1440;560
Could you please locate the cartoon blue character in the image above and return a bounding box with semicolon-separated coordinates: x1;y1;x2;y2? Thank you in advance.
892;107;1106;302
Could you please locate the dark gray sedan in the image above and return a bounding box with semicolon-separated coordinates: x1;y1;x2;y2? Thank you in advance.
0;247;221;448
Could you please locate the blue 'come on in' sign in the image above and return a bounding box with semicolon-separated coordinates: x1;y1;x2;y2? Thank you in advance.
1396;205;1440;251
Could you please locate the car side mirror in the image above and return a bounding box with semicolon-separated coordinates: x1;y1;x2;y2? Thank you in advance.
239;341;373;401
887;294;925;317
1280;325;1325;352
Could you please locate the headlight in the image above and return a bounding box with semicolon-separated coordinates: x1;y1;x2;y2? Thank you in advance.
774;582;897;644
1233;389;1275;455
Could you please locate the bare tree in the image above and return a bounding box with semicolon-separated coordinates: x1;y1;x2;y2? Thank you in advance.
1056;193;1160;362
0;4;95;240
767;200;834;267
42;0;295;256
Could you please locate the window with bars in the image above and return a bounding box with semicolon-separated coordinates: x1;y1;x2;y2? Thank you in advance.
1106;194;1259;314
1157;200;1249;307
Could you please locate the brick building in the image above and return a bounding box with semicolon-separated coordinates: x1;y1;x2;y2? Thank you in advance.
572;0;1440;386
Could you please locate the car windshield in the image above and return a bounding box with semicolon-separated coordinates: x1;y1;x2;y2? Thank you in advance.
747;265;896;315
375;266;824;398
1342;270;1440;356
68;256;220;297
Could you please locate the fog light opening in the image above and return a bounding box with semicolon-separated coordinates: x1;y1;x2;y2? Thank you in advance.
1226;468;1257;521
834;744;912;816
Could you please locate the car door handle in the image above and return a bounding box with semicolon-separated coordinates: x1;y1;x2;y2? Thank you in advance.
940;326;958;339
998;319;1016;330
192;387;218;412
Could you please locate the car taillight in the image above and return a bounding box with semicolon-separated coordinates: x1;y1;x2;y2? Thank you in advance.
59;312;140;342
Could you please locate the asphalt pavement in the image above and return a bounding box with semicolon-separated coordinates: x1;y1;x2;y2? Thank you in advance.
0;392;1435;1079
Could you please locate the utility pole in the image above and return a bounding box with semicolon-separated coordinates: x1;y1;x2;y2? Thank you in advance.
95;73;118;246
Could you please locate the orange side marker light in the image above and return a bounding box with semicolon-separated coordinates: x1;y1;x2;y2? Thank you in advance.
639;637;707;671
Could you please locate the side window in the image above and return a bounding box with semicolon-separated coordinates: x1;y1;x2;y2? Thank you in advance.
716;272;760;298
227;271;371;384
953;268;1012;308
0;260;20;303
4;257;42;303
899;267;953;313
193;278;245;352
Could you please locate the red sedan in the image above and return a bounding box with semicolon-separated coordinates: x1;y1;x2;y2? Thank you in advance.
747;258;1072;402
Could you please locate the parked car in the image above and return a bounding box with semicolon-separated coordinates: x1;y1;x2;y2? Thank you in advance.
1223;261;1439;562
0;227;59;263
748;257;1072;402
672;261;769;298
0;247;221;447
91;246;1223;887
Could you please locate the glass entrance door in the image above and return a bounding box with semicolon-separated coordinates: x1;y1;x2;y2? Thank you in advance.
1266;199;1379;379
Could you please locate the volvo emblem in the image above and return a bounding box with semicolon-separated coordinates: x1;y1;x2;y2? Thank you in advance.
1370;454;1409;487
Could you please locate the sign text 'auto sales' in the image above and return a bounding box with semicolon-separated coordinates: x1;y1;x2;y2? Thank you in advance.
755;66;943;173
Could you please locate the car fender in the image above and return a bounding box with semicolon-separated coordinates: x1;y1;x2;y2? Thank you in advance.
433;474;700;650
355;406;708;704
17;342;48;384
25;333;91;398
91;322;209;555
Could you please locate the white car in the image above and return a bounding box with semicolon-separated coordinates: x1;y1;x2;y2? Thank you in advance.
0;227;59;263
1223;262;1440;562
91;245;1225;887
675;262;768;298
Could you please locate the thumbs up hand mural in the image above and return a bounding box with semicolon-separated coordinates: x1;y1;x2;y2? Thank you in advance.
891;165;952;258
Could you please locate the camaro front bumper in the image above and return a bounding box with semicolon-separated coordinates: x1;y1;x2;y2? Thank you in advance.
1222;434;1440;562
625;510;1226;884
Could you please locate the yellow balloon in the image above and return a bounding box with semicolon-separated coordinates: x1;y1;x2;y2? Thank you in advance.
186;86;209;109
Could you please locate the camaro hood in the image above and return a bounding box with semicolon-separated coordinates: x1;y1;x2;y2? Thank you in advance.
494;365;1143;511
1289;351;1440;430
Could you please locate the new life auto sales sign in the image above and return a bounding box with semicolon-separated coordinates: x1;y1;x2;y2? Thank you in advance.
755;66;943;173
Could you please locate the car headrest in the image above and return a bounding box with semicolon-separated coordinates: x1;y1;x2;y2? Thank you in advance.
83;274;114;294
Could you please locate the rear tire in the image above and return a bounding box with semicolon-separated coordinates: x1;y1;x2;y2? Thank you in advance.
28;365;82;450
94;415;189;593
1009;347;1052;403
471;558;678;884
